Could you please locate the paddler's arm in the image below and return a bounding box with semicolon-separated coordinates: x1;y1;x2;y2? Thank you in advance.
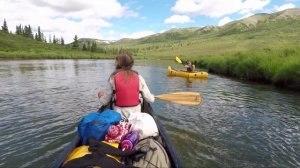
139;75;155;103
98;77;114;106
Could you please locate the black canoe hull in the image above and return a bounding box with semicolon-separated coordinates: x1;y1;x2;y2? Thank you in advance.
52;102;182;168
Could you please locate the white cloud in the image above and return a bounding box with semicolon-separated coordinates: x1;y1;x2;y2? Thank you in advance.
275;3;296;11
171;0;271;18
0;0;138;43
121;31;155;39
164;15;194;24
218;17;233;26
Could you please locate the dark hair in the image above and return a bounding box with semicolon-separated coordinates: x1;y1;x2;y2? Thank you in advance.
115;53;134;70
110;53;137;80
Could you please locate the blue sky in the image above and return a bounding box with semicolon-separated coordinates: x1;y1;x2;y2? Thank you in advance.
0;0;299;43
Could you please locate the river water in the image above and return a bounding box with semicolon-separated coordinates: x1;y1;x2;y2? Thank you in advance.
0;59;299;168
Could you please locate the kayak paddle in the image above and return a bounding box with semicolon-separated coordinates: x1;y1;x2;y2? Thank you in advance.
175;56;182;64
155;92;201;105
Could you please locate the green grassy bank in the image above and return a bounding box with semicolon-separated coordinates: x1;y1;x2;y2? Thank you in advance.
0;50;112;59
194;48;300;90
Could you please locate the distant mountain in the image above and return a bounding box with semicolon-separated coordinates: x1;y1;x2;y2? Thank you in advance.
82;8;300;45
224;8;300;27
217;8;300;35
78;38;115;45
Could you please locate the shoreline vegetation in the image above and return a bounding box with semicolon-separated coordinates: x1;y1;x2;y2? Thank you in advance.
0;51;113;59
193;48;300;91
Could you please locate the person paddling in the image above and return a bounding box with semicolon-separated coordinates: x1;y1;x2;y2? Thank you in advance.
98;53;155;119
184;60;195;72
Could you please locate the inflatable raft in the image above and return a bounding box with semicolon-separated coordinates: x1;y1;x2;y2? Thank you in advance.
167;66;208;78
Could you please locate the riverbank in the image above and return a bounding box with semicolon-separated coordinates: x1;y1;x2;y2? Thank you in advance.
0;51;114;59
193;47;300;90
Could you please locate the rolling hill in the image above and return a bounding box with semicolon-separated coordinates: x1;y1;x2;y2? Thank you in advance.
2;8;299;59
73;8;300;61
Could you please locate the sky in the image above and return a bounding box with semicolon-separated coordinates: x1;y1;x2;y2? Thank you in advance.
0;0;299;43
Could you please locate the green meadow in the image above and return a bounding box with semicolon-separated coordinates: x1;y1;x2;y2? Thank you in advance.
0;31;113;59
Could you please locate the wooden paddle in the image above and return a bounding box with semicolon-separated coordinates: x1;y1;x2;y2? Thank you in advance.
155;92;201;105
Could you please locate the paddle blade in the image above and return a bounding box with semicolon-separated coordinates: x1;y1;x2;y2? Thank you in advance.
155;92;201;105
175;56;182;64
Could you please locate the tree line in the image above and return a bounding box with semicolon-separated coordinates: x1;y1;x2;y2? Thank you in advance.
1;19;135;55
71;35;97;52
1;19;65;45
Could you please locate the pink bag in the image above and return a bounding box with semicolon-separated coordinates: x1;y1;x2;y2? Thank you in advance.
105;121;131;143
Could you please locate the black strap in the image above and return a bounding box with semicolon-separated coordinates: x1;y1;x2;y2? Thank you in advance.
88;138;142;157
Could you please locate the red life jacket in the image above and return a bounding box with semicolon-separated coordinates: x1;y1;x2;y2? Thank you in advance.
114;71;140;107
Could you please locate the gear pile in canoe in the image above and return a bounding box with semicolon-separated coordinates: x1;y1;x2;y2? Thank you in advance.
52;102;182;168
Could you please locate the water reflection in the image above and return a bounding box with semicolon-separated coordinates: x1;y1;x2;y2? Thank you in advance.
186;78;208;87
167;76;208;88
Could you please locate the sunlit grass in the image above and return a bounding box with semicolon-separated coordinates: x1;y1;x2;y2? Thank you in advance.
194;48;300;89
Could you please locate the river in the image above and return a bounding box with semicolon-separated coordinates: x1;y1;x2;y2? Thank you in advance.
0;59;299;168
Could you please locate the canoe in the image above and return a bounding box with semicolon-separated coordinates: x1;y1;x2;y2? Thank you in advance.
52;101;183;168
168;66;208;78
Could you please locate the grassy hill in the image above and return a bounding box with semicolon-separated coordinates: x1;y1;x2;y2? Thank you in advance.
0;31;112;59
60;8;300;61
97;8;300;60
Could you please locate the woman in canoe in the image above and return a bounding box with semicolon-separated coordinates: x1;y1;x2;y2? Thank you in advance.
98;53;155;119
